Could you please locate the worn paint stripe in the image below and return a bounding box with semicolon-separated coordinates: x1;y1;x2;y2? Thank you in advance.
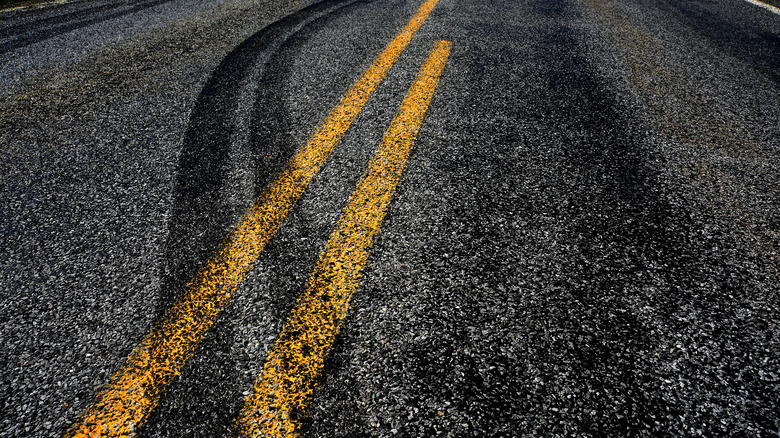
234;39;453;438
64;1;442;436
742;0;780;16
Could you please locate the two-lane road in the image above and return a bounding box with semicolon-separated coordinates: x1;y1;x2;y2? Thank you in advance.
1;0;778;436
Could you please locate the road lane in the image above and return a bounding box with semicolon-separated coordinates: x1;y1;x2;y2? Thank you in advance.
1;0;778;436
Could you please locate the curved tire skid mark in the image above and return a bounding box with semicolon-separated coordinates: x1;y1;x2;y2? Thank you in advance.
143;0;364;435
654;0;780;84
161;0;362;328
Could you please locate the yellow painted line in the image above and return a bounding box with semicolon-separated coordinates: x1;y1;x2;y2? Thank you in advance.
64;0;442;436
234;39;453;438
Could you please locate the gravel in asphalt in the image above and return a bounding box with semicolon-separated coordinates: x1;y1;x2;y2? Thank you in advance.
1;0;778;436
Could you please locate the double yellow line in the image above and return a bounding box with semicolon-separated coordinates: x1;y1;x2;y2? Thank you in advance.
65;0;451;436
234;39;452;437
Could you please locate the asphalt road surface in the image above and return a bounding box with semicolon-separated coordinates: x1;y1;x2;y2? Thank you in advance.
2;0;779;436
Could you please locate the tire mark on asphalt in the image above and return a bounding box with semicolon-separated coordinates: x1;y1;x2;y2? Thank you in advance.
656;0;780;85
160;0;359;325
531;1;776;434
399;0;704;432
458;6;688;431
0;0;175;54
536;22;686;435
142;1;365;435
583;0;778;154
583;0;780;307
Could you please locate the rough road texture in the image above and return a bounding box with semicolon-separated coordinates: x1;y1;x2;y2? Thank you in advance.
1;0;778;436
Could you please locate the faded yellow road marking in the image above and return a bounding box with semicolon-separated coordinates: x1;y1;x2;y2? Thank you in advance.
65;0;441;436
234;39;453;438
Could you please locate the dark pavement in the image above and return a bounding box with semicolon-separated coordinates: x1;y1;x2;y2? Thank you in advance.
1;0;778;435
